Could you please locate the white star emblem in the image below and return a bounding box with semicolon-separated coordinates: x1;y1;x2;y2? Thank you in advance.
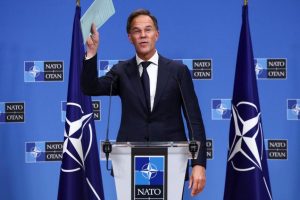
228;101;263;171
29;65;41;78
61;102;93;172
141;163;158;180
60;102;101;199
31;146;41;158
292;104;300;116
216;103;228;116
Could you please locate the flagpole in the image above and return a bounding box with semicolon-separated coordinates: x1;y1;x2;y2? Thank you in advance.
76;0;80;6
244;0;248;5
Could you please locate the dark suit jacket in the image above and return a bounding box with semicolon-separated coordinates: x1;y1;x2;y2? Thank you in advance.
81;54;206;168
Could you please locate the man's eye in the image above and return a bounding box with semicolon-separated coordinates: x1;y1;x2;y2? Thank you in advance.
132;30;141;34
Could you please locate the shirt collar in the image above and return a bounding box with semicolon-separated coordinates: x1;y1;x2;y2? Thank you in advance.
136;50;159;66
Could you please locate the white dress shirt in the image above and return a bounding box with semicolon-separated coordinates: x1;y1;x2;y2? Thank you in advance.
136;51;159;111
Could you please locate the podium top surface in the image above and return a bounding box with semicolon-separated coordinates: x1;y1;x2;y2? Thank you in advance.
103;141;200;148
100;141;200;159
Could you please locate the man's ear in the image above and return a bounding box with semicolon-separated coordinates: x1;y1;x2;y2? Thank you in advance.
155;30;160;41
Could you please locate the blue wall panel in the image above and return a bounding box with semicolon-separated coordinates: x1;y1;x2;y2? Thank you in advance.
0;0;299;199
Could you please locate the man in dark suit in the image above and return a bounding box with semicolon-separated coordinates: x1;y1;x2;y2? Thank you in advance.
81;9;206;197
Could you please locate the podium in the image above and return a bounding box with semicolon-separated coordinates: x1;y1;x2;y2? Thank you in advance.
102;141;200;200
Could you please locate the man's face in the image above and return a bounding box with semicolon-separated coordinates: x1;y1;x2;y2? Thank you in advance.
128;15;159;60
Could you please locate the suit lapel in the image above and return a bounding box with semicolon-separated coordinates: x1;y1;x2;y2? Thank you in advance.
152;55;171;112
125;57;148;112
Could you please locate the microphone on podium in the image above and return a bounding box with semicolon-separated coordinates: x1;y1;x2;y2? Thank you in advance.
102;75;118;171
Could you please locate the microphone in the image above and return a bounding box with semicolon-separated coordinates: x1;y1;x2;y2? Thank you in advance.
172;75;199;160
103;74;118;171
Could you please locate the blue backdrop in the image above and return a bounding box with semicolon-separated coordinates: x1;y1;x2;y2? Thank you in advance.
0;0;299;199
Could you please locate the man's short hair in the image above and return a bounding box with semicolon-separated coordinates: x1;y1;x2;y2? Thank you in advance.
126;9;159;33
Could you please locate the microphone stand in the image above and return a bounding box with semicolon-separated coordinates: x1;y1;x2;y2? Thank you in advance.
102;77;115;171
173;76;199;160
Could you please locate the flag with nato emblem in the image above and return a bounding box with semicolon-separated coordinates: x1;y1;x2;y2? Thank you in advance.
58;6;105;200
224;4;272;200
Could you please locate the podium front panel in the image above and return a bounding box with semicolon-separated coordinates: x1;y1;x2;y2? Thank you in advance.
131;148;168;200
109;142;191;200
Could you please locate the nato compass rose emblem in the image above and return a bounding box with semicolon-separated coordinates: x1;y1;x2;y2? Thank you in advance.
292;103;300;116
228;101;263;172
29;65;41;79
61;102;93;173
31;145;42;159
141;162;158;180
216;103;228;116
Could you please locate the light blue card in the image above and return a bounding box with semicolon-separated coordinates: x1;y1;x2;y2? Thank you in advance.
80;0;115;44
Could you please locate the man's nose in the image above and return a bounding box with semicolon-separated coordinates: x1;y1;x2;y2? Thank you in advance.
140;30;146;37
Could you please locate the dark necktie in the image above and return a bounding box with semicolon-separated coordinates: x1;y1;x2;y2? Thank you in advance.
140;61;151;112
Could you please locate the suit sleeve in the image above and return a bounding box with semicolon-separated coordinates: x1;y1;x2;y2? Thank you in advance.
179;65;207;168
81;55;119;96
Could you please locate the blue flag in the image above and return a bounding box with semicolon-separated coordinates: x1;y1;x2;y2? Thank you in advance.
224;5;272;200
58;6;105;200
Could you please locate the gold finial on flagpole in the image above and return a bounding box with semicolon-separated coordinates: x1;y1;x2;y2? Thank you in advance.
76;0;80;6
244;0;248;5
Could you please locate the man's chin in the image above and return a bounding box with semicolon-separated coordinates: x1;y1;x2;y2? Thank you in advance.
137;47;149;53
137;50;149;56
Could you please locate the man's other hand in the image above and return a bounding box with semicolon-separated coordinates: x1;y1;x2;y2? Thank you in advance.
189;165;206;197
